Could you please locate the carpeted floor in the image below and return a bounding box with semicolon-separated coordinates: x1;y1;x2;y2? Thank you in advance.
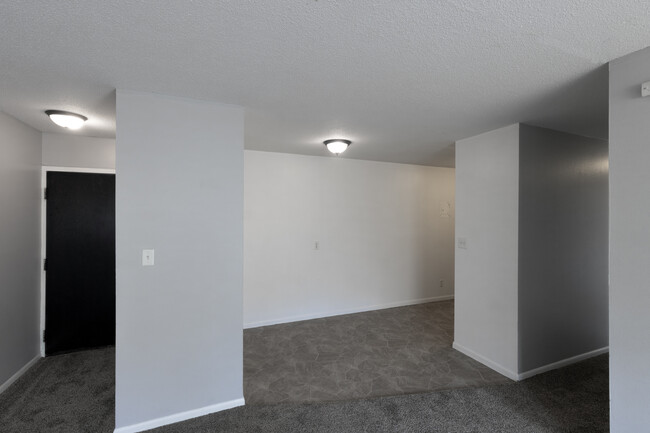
244;301;510;404
0;349;610;433
151;354;609;433
0;301;610;432
0;347;115;433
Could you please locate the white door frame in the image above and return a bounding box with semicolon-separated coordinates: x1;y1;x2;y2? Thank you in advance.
40;166;116;356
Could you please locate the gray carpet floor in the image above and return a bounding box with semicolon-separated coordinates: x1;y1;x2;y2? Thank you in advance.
245;301;510;404
151;354;609;433
0;301;609;432
0;349;609;433
0;347;115;433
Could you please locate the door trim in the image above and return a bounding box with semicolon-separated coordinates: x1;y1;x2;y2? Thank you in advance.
40;166;116;356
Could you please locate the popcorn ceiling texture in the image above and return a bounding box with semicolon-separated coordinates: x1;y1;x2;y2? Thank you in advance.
1;1;649;165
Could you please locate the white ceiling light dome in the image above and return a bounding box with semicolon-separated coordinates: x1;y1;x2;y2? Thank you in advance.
45;110;88;130
324;139;351;155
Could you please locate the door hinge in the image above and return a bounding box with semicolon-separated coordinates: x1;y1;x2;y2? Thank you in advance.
44;187;48;200
43;258;47;271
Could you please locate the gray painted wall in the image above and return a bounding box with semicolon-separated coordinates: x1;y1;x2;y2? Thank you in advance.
609;46;650;432
518;124;609;372
454;124;520;377
42;133;115;169
115;91;244;429
0;112;42;388
455;123;609;380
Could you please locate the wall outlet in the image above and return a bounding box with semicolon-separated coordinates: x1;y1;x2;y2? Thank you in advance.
142;249;155;266
642;81;650;97
314;241;319;250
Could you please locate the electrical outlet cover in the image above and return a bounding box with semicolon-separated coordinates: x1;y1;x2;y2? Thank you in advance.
142;249;155;266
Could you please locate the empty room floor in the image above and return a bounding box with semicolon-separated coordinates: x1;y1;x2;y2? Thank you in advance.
244;300;509;403
0;301;609;432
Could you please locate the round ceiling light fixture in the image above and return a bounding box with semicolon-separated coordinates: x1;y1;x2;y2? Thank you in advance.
324;139;351;155
45;110;88;130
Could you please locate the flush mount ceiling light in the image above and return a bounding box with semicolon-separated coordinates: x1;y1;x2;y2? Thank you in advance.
324;139;351;155
45;110;88;130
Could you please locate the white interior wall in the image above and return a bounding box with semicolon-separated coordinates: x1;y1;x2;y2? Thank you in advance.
0;112;42;392
453;124;520;379
244;150;455;328
115;91;244;432
34;139;456;330
42;133;115;169
609;46;650;432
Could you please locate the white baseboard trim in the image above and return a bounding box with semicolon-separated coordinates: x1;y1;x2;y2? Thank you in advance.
452;342;519;381
244;295;454;329
453;342;610;382
0;355;41;395
114;397;245;433
517;346;609;380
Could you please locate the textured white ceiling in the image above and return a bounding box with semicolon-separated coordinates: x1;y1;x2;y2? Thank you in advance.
1;1;649;166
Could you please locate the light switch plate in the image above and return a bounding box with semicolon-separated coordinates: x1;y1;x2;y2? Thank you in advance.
142;249;155;266
642;81;650;97
457;237;468;249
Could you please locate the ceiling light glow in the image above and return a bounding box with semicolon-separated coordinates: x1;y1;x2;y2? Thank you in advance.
45;110;88;130
324;139;351;155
